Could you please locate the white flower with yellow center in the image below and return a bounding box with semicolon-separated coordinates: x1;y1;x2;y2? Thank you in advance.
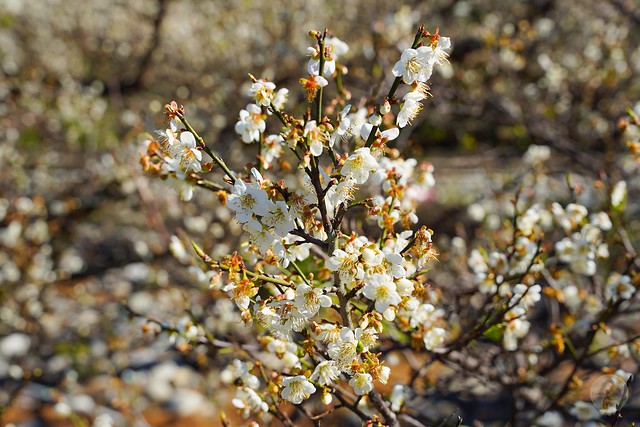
341;147;378;184
605;273;635;302
429;36;451;67
423;327;446;351
243;218;276;255
397;90;425;128
315;322;342;344
294;283;332;318
326;248;359;283
281;375;316;404
362;273;402;314
262;200;296;238
327;327;359;372
227;180;274;223
235;103;266;144
232;387;269;418
310;360;340;386
392;46;434;84
166;131;202;176
349;372;374;395
304;120;328;157
248;79;276;107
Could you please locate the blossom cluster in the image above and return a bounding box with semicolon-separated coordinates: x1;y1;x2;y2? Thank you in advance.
139;25;639;427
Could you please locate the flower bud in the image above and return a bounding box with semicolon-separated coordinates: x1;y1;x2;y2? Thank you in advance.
321;391;333;405
380;100;391;115
369;114;382;126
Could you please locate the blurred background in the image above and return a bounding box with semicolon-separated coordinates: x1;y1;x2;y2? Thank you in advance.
1;0;639;425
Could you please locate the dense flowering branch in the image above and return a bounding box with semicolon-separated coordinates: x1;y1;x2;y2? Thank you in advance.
138;23;639;427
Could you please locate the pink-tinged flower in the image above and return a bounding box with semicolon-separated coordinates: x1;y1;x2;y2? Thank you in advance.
281;375;316;404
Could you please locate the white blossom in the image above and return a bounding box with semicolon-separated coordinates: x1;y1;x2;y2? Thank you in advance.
309;360;340;386
362;273;402;313
227;180;274;223
341;147;378;184
392;46;434;84
349;372;374;395
281;375;316;404
235;103;266;143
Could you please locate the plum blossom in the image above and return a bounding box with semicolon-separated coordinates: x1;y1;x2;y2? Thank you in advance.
552;202;588;233
429;36;451;67
349;372;374;395
605;273;635;302
235;103;266;143
262;134;284;168
309;360;340;386
330;105;352;147
611;180;627;209
294;283;332;318
397;90;426;128
227;179;274;223
272;88;289;111
304;120;328;156
504;315;530;351
307;46;335;76
220;360;260;389
392;46;434;84
223;278;258;310
423;327;446;350
326;36;349;59
327;327;359;372
281;375;316;404
248;79;276;107
166;131;202;175
362;273;402;313
341;147;378;184
262;200;296;237
326;248;359;283
232;387;269;418
243;218;277;255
